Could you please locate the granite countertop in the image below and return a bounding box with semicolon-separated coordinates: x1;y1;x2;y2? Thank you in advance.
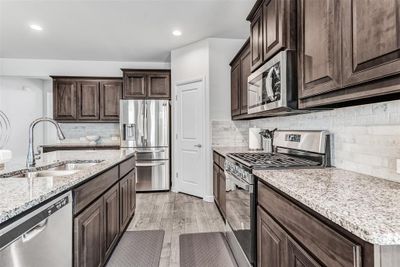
254;168;400;245
0;149;135;225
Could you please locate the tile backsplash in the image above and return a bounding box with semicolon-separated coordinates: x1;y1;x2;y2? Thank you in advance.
59;123;120;143
211;120;249;147
213;99;400;182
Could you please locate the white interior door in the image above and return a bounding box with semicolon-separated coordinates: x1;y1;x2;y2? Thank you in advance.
176;79;205;198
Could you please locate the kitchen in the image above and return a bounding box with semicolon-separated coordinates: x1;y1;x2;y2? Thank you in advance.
1;0;400;266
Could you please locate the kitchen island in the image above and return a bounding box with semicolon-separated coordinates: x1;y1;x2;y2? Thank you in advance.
0;149;136;267
0;149;135;225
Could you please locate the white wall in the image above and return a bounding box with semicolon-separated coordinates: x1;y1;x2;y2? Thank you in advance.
171;38;245;201
0;58;171;79
209;38;245;120
0;77;45;162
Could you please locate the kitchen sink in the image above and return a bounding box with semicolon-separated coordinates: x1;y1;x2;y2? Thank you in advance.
17;170;79;178
5;161;102;179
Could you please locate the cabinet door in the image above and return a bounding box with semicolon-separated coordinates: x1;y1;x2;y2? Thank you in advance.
123;72;147;99
104;184;120;259
77;81;100;120
288;236;321;267
127;170;136;216
74;197;104;267
100;80;122;121
240;45;251;115
250;6;263;71
231;60;241;117
53;80;77;120
218;169;226;216
342;0;400;87
213;163;219;203
147;72;171;99
262;0;283;60
119;175;130;230
257;206;287;267
298;0;342;99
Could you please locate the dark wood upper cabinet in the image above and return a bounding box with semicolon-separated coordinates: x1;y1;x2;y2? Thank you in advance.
122;70;171;99
74;197;104;267
53;80;77;121
104;184;120;260
257;206;287;267
297;0;342;99
247;0;295;72
122;71;147;98
100;80;122;121
77;80;100;120
342;0;400;87
148;73;171;99
250;6;264;71
52;77;122;122
298;0;400;108
231;39;251;119
240;46;251;114
231;59;241;117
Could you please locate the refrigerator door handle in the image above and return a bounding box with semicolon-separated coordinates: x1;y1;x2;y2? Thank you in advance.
144;101;148;145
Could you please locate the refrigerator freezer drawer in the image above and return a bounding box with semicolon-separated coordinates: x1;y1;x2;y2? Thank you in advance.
135;147;169;160
136;160;169;191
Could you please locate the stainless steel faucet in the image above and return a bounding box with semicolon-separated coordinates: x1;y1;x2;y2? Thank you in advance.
26;117;66;168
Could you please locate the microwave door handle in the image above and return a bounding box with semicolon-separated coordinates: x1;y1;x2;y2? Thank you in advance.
265;68;275;101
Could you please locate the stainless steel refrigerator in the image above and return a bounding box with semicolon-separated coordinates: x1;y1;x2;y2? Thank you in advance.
120;99;170;192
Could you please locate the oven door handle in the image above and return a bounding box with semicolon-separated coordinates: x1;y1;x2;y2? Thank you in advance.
225;171;251;191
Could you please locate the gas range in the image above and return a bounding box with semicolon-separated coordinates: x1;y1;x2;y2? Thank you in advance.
224;130;330;267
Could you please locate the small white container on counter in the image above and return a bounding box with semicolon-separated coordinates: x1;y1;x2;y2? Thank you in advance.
249;128;263;150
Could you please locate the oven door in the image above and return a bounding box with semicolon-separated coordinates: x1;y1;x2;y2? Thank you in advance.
225;171;255;266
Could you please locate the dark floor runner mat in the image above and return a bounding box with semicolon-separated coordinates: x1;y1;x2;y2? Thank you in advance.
179;232;238;267
106;230;165;267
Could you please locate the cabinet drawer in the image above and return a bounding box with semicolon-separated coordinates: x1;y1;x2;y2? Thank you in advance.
258;181;361;267
74;166;119;214
120;157;135;178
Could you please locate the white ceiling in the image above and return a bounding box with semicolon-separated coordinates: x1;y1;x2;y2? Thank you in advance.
0;0;255;62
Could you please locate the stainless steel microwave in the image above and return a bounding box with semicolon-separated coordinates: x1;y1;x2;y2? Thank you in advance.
247;50;298;115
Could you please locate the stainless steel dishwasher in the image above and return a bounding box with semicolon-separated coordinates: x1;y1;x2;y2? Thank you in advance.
0;192;72;267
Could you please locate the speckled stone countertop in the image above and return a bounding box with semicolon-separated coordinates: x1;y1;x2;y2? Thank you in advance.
254;168;400;245
213;146;263;157
0;149;134;225
41;142;120;148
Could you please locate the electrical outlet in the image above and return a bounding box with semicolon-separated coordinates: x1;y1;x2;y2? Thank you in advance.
396;159;400;174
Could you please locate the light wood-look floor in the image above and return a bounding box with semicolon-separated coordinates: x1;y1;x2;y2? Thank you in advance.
126;192;225;267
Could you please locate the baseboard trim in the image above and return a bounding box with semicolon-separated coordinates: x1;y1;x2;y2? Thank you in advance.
203;195;214;202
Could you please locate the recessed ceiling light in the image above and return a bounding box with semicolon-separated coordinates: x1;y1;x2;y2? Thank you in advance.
172;30;182;36
30;24;43;31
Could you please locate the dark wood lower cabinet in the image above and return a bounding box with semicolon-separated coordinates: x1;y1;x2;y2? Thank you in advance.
213;151;225;219
104;184;120;259
73;156;136;267
257;206;287;267
287;236;321;267
120;169;136;230
74;197;104;267
257;180;373;267
213;163;219;203
218;171;226;216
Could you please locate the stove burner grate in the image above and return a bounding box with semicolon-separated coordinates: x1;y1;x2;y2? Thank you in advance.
229;153;320;168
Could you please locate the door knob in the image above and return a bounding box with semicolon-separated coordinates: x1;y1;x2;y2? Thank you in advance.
194;144;202;148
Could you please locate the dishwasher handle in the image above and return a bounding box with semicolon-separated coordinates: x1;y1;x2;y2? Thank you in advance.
22;218;48;243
